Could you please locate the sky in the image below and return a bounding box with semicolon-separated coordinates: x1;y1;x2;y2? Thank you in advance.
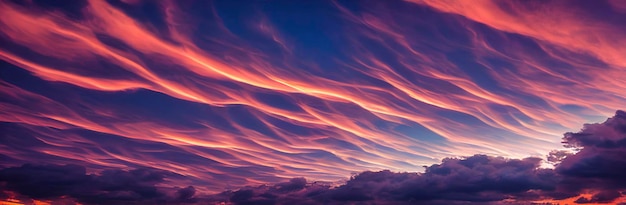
0;0;625;204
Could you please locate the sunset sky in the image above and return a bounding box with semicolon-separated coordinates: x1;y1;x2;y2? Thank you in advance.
1;0;626;204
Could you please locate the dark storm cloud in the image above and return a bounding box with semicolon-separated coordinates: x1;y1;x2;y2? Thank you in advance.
0;164;195;204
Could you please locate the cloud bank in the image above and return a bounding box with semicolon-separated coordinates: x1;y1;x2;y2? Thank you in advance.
0;164;195;204
2;111;626;204
202;111;626;204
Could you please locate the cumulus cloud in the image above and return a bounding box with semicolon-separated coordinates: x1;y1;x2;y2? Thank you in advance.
1;111;625;204
200;155;566;204
557;110;626;203
0;164;195;204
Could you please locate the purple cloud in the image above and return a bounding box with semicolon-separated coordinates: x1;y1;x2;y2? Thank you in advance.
0;164;195;204
199;155;562;204
557;110;626;203
201;111;626;204
2;111;626;204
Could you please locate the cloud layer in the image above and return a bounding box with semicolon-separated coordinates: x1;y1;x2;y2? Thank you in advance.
1;0;625;203
0;164;195;204
2;111;626;204
201;111;626;204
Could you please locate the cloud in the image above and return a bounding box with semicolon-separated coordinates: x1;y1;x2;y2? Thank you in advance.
575;190;622;204
0;164;195;204
2;111;626;204
202;155;565;204
556;110;626;202
411;0;626;68
2;0;626;195
203;111;626;204
331;155;560;202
